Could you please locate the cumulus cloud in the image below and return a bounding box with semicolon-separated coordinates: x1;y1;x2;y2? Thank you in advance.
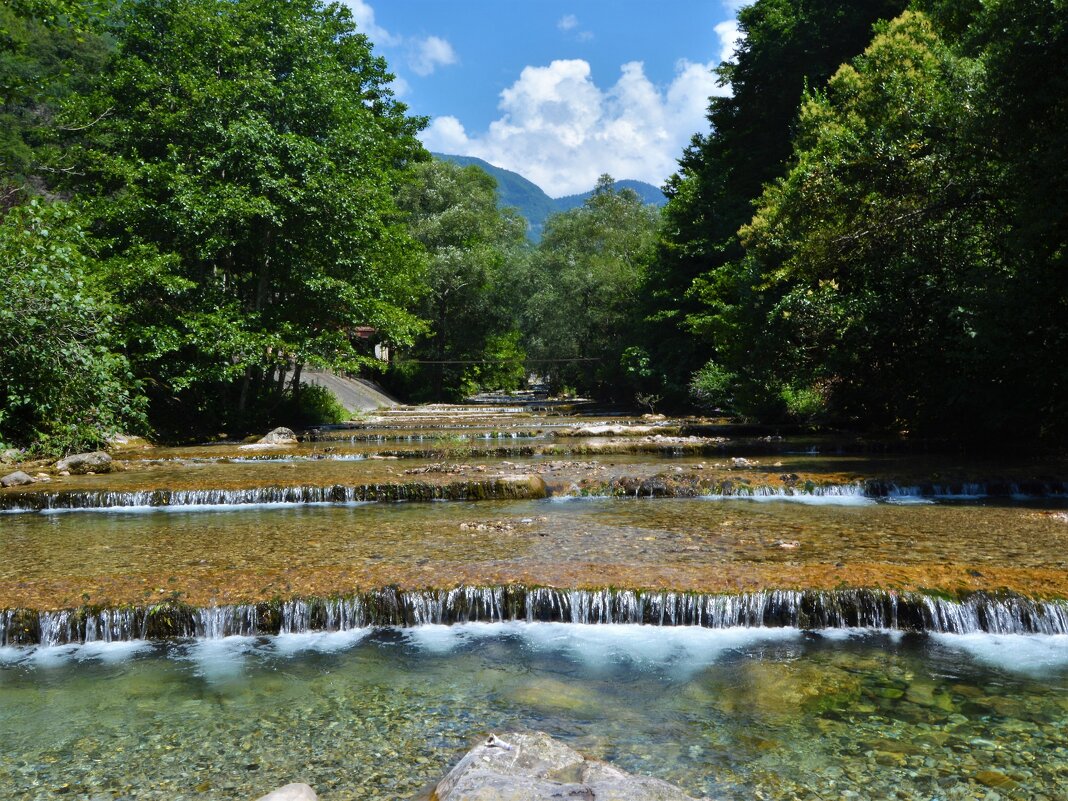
409;35;459;77
558;14;579;31
343;2;459;81
344;0;399;46
420;58;724;197
713;20;743;64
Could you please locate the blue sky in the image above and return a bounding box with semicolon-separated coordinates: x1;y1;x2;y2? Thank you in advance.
344;1;745;197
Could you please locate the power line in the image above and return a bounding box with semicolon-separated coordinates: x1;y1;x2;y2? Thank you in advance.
400;358;601;365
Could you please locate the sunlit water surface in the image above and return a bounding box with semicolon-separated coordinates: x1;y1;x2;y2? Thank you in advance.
2;625;1067;800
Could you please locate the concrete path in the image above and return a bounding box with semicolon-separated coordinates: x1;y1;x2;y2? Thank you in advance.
301;369;399;413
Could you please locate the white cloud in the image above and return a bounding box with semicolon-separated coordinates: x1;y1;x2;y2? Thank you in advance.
420;58;725;197
558;14;579;31
344;0;399;46
714;19;742;64
409;35;459;77
389;76;410;97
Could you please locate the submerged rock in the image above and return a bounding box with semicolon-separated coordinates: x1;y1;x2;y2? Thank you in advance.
1;470;34;487
105;433;151;451
253;783;317;801
432;731;704;801
54;451;112;475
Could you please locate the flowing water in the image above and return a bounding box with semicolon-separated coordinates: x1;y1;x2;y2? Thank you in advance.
1;405;1067;799
2;626;1067;800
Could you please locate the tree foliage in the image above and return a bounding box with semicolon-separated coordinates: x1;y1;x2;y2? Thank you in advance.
391;159;528;401
522;176;660;398
644;0;910;404
0;201;146;453
63;0;427;435
670;0;1067;443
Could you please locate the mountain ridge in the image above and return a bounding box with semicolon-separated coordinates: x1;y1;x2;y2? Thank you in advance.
431;152;666;240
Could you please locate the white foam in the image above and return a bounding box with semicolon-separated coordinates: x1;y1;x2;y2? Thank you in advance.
931;632;1068;676
701;493;876;507
181;635;258;681
27;644;80;667
75;640;153;663
403;621;801;676
404;624;466;653
0;645;28;665
815;627;905;643
272;628;372;656
38;501;372;515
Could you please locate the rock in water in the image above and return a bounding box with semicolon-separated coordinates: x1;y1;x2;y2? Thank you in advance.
433;731;705;801
259;427;298;445
239;427;299;451
1;470;34;487
253;783;317;801
54;451;113;475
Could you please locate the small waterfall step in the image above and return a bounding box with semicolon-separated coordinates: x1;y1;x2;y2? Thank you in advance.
4;587;1067;645
0;475;548;511
4;477;1065;512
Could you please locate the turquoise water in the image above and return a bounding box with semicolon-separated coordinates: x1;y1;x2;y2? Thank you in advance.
2;625;1067;800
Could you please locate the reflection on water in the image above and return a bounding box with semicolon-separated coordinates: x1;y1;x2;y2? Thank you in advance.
1;626;1067;800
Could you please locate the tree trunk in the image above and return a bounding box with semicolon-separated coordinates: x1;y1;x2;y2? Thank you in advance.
290;362;304;407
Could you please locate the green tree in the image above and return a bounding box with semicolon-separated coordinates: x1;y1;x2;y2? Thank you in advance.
64;0;427;436
732;10;1037;437
0;200;146;453
644;0;909;404
0;0;111;210
523;176;659;398
392;159;528;401
971;0;1068;442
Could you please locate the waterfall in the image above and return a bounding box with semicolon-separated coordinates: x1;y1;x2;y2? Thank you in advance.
38;610;76;647
4;587;1067;645
0;477;547;512
193;605;259;638
84;609;142;642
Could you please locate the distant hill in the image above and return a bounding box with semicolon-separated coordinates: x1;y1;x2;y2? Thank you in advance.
432;153;666;241
553;180;667;211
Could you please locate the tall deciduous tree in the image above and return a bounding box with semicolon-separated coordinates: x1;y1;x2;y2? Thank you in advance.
0;200;146;453
644;0;909;404
65;0;427;435
393;159;528;400
523;176;659;398
719;4;1067;443
735;11;995;429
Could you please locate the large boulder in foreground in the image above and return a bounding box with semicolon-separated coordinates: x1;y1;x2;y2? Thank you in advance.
433;732;705;801
253;783;317;801
55;451;112;475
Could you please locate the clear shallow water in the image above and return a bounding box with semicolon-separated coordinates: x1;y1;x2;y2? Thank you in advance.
2;625;1067;800
4;497;1068;610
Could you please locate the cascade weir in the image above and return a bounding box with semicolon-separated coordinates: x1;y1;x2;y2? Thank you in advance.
3;587;1068;646
5;403;1068;801
2;403;1067;642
